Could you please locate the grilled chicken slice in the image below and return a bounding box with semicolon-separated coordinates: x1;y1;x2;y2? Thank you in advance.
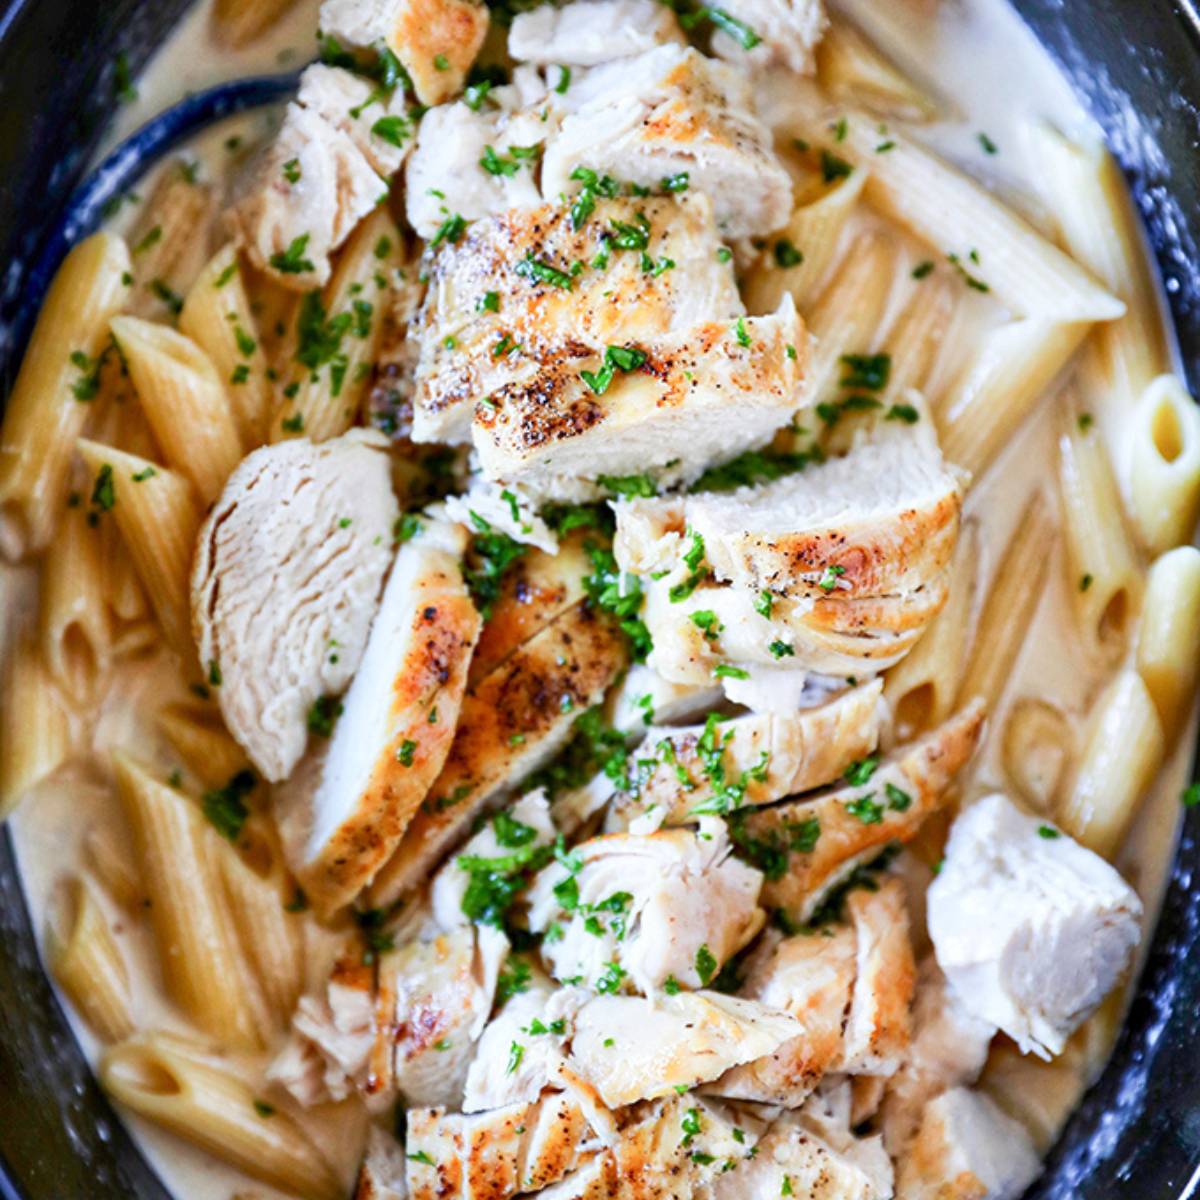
410;193;744;445
544;45;792;238
709;0;828;75
406;100;549;240
525;822;766;992
319;0;489;106
607;680;883;826
604;663;724;736
367;599;627;905
227;100;384;290
509;0;684;65
927;792;1143;1058
441;480;559;553
895;1087;1040;1200
736;702;985;923
191;432;398;782
374;924;509;1107
279;518;480;915
709;926;857;1106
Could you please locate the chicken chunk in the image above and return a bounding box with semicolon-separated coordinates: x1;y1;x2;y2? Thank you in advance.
191;432;398;782
279;518;481;915
367;599;628;905
607;680;883;826
737;701;985;923
927;792;1143;1058
604;663;724;736
508;0;684;66
525;822;766;992
356;1126;409;1200
227;101;384;290
410;193;746;446
299;64;417;176
544;45;792;238
709;0;828;76
895;1087;1040;1200
320;0;489;106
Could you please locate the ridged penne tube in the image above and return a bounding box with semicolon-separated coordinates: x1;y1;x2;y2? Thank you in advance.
271;209;404;443
46;877;135;1043
157;703;252;791
1057;403;1144;662
1136;546;1200;736
1001;697;1075;814
956;492;1056;713
38;496;113;703
1128;375;1200;555
242;263;300;371
100;1035;342;1200
804;229;896;401
83;824;143;912
0;232;131;561
75;440;201;663
881;275;956;401
212;0;300;46
1060;669;1164;859
1029;123;1167;404
815;17;941;121
127;166;218;320
110;316;242;504
820;109;1125;321
938;318;1091;478
180;243;273;447
0;629;71;818
743;167;867;315
885;521;978;740
112;753;263;1049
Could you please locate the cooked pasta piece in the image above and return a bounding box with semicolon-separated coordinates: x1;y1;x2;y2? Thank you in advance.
0;627;71;818
38;495;113;703
885;520;978;741
83;824;143;912
270;210;405;444
112;753;265;1048
1135;545;1200;736
180;243;273;447
1060;669;1164;859
1128;374;1200;555
212;0;300;45
956;491;1055;713
75;441;202;665
1001;697;1075;814
743;167;868;315
100;1035;342;1200
1057;400;1143;662
110;316;243;504
156;703;252;790
0;232;131;561
46;877;135;1043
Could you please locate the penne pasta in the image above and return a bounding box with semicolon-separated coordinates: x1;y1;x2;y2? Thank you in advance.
111;316;243;504
1056;399;1144;662
180;243;274;448
156;703;252;790
816;16;941;122
0;232;131;561
956;491;1056;713
1135;545;1200;736
100;1035;342;1200
1001;696;1075;814
271;209;405;444
46;876;135;1043
0;627;72;818
1060;669;1164;859
1127;374;1200;555
111;752;264;1049
38;493;113;703
212;0;300;46
83;824;144;912
75;440;202;665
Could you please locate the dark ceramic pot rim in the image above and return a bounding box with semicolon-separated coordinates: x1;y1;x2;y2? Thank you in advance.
1;1;1199;1197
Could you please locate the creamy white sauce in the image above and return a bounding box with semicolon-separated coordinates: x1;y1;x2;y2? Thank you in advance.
4;0;1194;1196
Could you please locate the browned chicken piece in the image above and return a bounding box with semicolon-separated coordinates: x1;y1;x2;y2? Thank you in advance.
709;0;827;74
508;0;684;66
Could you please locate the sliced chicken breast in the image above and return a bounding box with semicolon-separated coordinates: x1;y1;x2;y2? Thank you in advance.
509;0;683;66
544;45;792;238
281;518;481;915
405;1101;532;1200
739;701;985;923
604;663;725;736
927;792;1143;1058
895;1087;1041;1200
709;0;828;75
320;0;489;106
191;432;398;782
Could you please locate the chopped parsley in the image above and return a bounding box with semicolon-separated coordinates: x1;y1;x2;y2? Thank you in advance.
694;944;717;986
396;739;418;766
820;150;853;183
597;471;656;497
515;254;574;290
372;115;412;147
282;158;301;184
430;213;467;248
269;234;315;275
306;695;344;737
912;260;935;279
202;769;256;842
1038;824;1062;839
464;510;528;619
773;239;803;268
581;343;647;395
